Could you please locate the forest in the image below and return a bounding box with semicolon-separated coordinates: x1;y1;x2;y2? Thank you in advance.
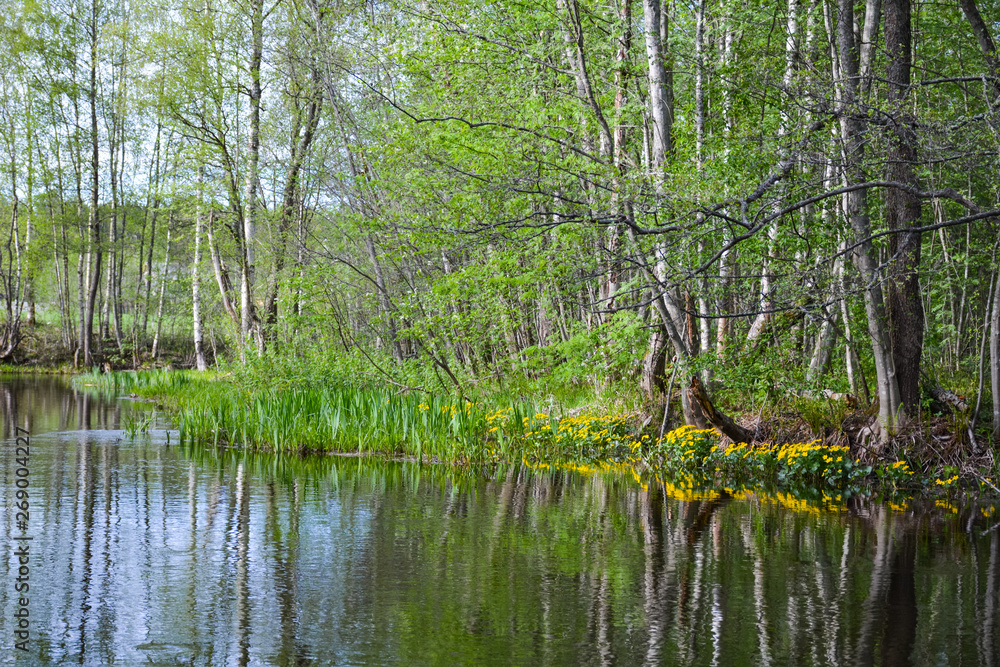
1;0;999;455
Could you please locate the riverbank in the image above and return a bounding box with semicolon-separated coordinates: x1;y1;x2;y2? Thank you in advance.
71;369;999;501
6;375;998;665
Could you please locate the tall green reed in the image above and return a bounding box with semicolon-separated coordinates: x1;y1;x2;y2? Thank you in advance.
76;370;637;467
74;369;201;397
176;385;497;459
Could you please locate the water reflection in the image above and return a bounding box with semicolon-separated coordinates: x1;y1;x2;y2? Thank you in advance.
0;377;998;665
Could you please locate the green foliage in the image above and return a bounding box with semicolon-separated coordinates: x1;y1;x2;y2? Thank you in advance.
643;427;884;491
89;367;999;501
516;410;640;465
122;409;155;437
74;368;202;397
17;0;997;499
793;396;852;438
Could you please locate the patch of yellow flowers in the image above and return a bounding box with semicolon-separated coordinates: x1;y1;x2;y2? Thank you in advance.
475;409;994;504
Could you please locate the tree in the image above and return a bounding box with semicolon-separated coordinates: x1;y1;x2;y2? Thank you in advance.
884;0;923;416
83;0;102;367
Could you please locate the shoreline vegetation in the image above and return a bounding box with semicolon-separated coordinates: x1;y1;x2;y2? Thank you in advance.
0;1;998;522
70;367;1000;506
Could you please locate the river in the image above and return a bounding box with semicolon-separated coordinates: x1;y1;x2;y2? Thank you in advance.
1;376;998;665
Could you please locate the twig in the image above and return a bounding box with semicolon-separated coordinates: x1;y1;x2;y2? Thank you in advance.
753;401;766;442
973;253;997;437
658;361;679;444
922;436;946;462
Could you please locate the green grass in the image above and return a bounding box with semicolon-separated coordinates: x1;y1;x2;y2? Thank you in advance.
73;370;492;458
73;369;643;463
171;386;642;463
74;368;203;396
73;370;1000;500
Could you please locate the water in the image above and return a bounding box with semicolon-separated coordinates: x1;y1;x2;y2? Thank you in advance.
1;377;998;665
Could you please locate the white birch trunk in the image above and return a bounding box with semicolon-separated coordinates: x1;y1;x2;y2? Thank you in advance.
642;0;672;170
242;0;264;354
193;166;207;371
151;214;172;360
748;0;799;342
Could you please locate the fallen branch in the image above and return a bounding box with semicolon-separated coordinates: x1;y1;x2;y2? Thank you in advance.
925;382;969;413
922;372;977;454
687;376;755;444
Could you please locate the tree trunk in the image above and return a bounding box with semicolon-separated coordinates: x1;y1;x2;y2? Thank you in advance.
957;0;1000;440
193;167;207;371
23;111;34;328
958;0;1000;99
837;0;900;438
294;203;305;318
693;0;711;384
859;0;882;97
808;166;843;385
77;216;86;366
43;172;69;345
642;0;673;167
807;308;838;384
641;324;669;400
134;122;160;352
263;73;322;340
83;0;102;368
748;0;799;343
241;0;264;353
688;376;753;444
207;210;239;330
605;0;631;319
716;16;736;359
641;0;693;420
558;0;613;157
884;0;924;416
142;178;160;342
42;134;73;347
0;150;24;360
650;287;706;427
991;264;1000;441
104;143;123;353
151;214;172;360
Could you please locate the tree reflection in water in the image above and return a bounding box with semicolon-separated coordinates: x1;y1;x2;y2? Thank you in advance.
0;377;997;665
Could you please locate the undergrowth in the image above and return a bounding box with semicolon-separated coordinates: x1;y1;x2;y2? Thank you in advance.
73;370;998;499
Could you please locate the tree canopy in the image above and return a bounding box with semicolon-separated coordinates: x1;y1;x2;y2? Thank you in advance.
1;0;999;441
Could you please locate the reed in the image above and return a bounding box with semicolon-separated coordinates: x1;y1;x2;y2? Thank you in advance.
79;370;989;497
74;368;203;398
177;386;486;459
78;370;556;461
77;370;643;464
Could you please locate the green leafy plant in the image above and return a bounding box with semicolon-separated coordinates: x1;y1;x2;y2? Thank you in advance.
122;411;155;438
